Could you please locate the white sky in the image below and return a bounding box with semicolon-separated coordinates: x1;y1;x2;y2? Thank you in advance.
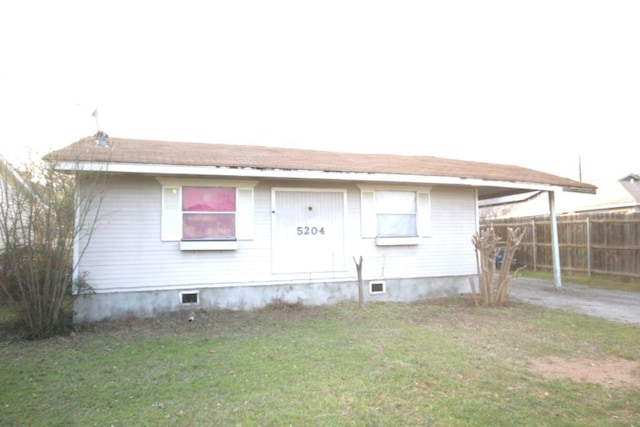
1;1;638;182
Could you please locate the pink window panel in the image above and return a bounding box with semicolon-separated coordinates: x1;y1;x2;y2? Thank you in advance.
182;187;236;212
182;213;236;240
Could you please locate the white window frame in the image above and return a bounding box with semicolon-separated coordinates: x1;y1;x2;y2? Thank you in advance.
156;178;258;251
358;184;431;246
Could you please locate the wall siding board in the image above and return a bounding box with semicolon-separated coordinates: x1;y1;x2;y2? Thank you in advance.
77;176;478;294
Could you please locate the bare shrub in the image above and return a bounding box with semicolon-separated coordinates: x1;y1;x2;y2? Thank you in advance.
471;227;525;306
0;155;104;338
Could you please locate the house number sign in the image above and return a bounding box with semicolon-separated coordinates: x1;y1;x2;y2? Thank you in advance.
296;226;325;236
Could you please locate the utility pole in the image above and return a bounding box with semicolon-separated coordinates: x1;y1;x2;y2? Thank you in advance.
92;108;100;133
578;155;583;182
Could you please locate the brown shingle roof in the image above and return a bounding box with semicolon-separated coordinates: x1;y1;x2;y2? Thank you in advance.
45;136;595;193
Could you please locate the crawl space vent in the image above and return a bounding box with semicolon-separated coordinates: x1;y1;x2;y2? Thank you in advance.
369;281;385;294
180;291;199;304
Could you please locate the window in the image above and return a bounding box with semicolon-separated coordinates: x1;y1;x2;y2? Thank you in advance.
375;191;417;238
158;178;257;250
359;186;431;245
182;187;236;240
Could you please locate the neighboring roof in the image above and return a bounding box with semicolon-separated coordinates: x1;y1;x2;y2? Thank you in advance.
477;191;542;208
622;173;640;181
45;135;596;199
620;174;640;202
0;155;31;193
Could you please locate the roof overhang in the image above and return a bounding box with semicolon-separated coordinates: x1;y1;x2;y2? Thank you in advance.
51;160;589;200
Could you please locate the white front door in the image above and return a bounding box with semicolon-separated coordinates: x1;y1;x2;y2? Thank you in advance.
272;189;346;274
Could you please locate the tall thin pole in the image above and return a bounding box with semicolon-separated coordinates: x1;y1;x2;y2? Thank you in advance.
578;155;582;182
92;108;100;133
532;219;537;271
586;217;591;277
548;191;562;288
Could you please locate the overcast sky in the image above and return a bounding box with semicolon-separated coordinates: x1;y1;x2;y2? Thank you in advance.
1;1;638;182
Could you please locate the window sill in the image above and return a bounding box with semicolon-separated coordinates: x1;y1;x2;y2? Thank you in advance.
375;237;421;246
180;240;238;251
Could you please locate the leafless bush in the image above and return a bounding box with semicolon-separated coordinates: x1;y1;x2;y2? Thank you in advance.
470;227;525;306
0;155;104;338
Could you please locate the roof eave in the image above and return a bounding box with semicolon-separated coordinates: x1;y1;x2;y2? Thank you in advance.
50;160;579;193
561;185;597;195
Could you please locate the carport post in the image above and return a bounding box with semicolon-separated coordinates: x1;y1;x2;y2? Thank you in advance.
548;191;562;288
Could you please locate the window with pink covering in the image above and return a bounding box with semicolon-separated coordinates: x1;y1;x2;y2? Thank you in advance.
182;187;236;240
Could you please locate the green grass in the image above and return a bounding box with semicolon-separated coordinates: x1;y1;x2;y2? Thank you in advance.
519;268;640;293
1;299;639;426
0;304;15;323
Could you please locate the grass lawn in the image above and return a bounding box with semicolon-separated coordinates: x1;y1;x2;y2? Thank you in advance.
1;298;639;426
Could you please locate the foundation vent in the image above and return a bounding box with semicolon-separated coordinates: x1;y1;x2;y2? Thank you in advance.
369;281;386;294
180;291;199;304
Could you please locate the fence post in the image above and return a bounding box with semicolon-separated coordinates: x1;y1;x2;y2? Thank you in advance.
531;219;537;271
586;217;591;277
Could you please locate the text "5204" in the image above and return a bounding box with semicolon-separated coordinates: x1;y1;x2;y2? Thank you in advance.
296;226;325;236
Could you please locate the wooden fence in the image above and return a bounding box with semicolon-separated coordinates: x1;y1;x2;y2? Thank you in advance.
480;212;640;278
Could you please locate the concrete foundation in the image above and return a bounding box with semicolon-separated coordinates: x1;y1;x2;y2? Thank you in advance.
73;276;473;323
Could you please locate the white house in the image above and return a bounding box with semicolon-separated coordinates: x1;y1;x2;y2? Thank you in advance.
0;155;35;252
45;135;595;322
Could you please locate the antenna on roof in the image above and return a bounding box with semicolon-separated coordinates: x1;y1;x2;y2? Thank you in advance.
578;155;583;182
92;107;100;133
92;107;109;147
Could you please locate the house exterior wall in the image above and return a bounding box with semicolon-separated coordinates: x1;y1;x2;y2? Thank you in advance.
0;167;28;252
74;174;478;322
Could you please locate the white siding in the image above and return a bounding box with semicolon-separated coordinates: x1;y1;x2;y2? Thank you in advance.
77;176;477;293
350;186;477;280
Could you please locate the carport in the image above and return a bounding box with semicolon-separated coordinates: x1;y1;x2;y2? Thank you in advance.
476;182;597;288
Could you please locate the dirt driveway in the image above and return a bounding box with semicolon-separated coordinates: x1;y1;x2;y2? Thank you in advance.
509;277;640;324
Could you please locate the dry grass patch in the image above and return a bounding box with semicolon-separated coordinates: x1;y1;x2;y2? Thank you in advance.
529;356;640;389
